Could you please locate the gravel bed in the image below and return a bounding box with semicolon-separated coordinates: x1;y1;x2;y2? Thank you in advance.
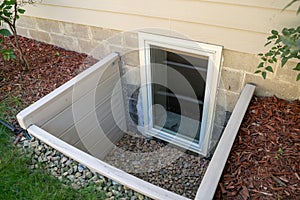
18;136;151;200
104;134;210;199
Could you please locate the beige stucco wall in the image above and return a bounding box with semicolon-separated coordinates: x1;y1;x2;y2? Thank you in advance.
15;0;299;106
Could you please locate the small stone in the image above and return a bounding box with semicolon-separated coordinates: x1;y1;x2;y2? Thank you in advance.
98;175;104;179
68;168;73;175
31;158;37;164
37;145;43;151
51;156;60;161
91;175;99;182
95;179;105;186
67;175;75;182
71;183;80;190
73;165;78;173
30;141;39;148
86;171;93;179
150;140;156;145
112;180;118;185
106;192;113;197
117;186;123;191
60;157;68;164
112;190;119;196
130;196;137;200
78;164;85;172
137;194;144;200
45;150;52;156
63;171;69;177
75;172;82;178
66;160;73;166
34;149;41;156
96;186;103;191
23;140;30;148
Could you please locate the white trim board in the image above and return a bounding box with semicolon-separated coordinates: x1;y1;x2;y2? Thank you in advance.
195;84;256;200
17;53;120;129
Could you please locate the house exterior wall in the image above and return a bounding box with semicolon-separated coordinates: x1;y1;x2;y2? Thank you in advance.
15;0;299;108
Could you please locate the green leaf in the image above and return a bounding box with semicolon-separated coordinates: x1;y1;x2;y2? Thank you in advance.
3;10;11;17
0;29;11;36
282;28;290;36
282;48;290;57
297;73;300;81
275;38;282;44
4;5;12;9
271;30;279;35
17;9;25;14
267;35;277;40
262;71;267;79
258;62;264;68
268;59;274;63
281;57;288;67
258;53;263;56
265;52;273;57
265;66;274;73
293;63;300;71
265;41;272;46
278;148;283;155
4;0;16;5
255;70;262;74
282;0;299;11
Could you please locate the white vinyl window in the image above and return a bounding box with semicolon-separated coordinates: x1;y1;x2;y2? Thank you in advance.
138;32;222;156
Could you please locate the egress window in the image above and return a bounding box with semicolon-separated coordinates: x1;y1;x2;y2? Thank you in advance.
138;32;222;156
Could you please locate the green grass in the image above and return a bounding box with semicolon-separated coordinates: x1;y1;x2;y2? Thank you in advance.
0;96;106;200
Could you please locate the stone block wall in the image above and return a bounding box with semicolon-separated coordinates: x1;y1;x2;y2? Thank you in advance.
15;16;300;151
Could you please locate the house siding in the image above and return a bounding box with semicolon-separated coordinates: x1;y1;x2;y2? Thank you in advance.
20;0;299;53
15;0;299;111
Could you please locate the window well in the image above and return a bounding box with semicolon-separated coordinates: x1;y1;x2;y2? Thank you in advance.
138;32;223;156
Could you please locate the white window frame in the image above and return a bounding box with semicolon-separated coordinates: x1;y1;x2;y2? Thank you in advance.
138;32;222;156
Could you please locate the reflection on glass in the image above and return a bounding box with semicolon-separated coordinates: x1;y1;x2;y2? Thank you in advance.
149;45;208;143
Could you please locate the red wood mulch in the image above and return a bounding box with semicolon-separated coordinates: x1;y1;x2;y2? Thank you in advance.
0;36;97;123
1;36;299;199
215;96;300;200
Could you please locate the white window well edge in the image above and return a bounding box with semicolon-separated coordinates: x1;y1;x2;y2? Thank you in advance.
27;125;189;200
22;84;255;200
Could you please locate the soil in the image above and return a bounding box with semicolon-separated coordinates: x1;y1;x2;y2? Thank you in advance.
1;36;299;199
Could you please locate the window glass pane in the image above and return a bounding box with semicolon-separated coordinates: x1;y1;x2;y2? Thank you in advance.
149;45;209;143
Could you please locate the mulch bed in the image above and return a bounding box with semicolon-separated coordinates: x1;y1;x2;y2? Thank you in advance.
215;96;300;200
1;36;299;199
0;36;97;123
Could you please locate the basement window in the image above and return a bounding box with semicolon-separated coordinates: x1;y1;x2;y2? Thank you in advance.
138;32;222;156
